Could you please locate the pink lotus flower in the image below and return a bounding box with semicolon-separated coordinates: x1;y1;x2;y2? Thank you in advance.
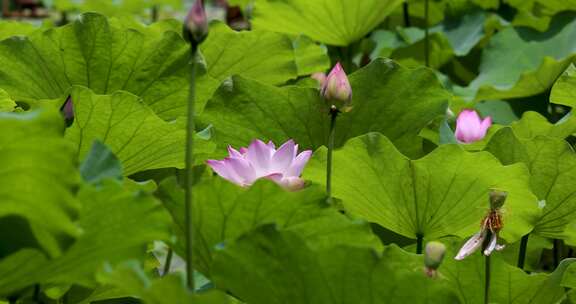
185;0;208;41
455;109;492;143
321;62;352;103
206;139;312;191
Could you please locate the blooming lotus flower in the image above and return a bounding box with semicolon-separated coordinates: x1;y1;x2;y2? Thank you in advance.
184;0;208;43
206;139;312;191
321;63;352;111
455;190;507;260
455;109;492;143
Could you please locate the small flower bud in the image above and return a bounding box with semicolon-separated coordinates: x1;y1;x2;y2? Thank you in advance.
454;109;491;143
489;189;507;210
184;0;209;47
321;62;352;112
60;96;74;122
425;241;446;270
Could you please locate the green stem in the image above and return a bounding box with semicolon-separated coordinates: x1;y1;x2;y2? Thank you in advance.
402;1;411;27
517;234;529;270
151;5;159;23
184;49;198;291
553;239;561;269
416;233;424;254
424;0;429;67
326;107;338;203
33;284;41;303
163;248;174;276
485;254;491;304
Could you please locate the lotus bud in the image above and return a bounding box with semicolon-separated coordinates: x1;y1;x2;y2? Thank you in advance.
184;0;208;48
424;241;446;277
60;96;74;122
489;189;507;210
321;62;352;112
454;109;492;143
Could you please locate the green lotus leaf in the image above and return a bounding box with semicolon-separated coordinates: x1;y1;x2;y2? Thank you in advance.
0;20;39;41
211;225;459;303
64;86;215;176
201;58;449;157
252;0;404;46
0;108;79;258
551;63;576;108
0;89;16;112
461;13;576;102
510;111;576;139
485;127;576;238
441;238;574;304
157;177;381;276
0;179;172;296
304;133;540;242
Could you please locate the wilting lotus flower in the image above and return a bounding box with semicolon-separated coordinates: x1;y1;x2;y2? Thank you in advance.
455;109;492;143
321;63;352;111
455;190;507;260
206;139;312;191
184;0;208;43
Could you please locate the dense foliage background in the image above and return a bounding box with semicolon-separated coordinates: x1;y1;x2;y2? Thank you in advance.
2;0;576;303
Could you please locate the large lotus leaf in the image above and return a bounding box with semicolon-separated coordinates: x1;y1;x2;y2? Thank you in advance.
460;13;576;102
251;0;404;46
551;63;576;108
510;111;576;139
211;225;459;304
507;0;576;32
485;127;576;238
0;89;16;112
0;20;39;40
64;86;215;176
0;109;79;258
201;58;449;156
0;179;172;296
195;22;329;112
157;178;382;276
304;133;540;242
441;238;573;304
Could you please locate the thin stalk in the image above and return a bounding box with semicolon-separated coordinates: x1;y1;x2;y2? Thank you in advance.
402;1;411;27
33;284;41;303
184;49;198;291
484;254;491;304
151;5;159;23
424;0;430;67
553;239;561;269
8;298;17;304
416;233;424;254
517;234;529;270
326;107;339;203
483;231;493;304
163;248;174;276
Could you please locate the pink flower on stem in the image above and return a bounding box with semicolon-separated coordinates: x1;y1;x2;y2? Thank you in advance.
185;0;208;41
321;62;352;103
455;109;492;143
206;139;312;191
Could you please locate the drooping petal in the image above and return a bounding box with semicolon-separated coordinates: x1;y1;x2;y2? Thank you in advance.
207;159;243;186
271;140;296;173
483;233;498;256
286;150;312;177
245;139;274;176
455;230;486;260
224;157;256;185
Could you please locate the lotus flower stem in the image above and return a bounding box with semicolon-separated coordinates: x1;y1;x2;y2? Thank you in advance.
402;1;411;27
184;50;198;291
416;233;424;254
484;254;491;304
163;248;174;276
483;230;492;304
424;0;430;67
553;239;561;268
151;5;159;22
326;107;338;202
517;234;529;270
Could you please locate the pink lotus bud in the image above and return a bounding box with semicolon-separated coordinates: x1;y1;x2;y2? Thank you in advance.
454;109;492;143
206;139;312;191
321;63;352;111
184;0;208;44
60;96;74;121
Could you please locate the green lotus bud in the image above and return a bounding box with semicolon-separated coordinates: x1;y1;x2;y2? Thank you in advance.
424;241;446;270
489;189;507;210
